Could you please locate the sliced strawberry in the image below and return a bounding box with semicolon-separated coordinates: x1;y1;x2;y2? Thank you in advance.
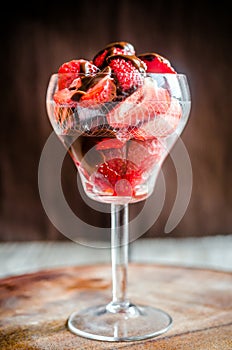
58;59;98;89
101;147;124;162
53;88;78;105
133;97;182;138
129;127;154;141
107;54;146;94
92;158;142;195
69;77;82;90
77;75;117;107
92;172;115;195
128;138;164;174
107;77;171;128
93;41;135;69
96;138;125;150
124;162;142;187
138;53;176;73
93;49;108;68
58;59;81;74
97;159;125;186
114;179;133;197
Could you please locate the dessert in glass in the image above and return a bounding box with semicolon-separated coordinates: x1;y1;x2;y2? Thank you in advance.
46;41;191;341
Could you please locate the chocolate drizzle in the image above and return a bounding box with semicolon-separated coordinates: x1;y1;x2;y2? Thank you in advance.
138;52;170;65
93;41;135;69
71;67;113;102
79;60;94;74
104;41;135;54
138;53;159;62
70;90;86;102
81;66;111;91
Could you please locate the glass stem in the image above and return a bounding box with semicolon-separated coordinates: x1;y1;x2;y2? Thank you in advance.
107;203;130;313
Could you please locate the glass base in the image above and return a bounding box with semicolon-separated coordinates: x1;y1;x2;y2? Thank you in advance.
67;302;172;342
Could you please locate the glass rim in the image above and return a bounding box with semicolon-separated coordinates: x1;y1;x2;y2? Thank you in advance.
50;72;188;78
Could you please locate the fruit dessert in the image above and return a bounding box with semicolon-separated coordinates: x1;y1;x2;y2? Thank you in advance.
52;41;182;202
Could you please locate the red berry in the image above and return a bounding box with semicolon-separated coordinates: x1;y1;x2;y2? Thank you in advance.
98;159;125;186
58;59;98;89
93;49;108;68
94;48;126;69
53;88;78;105
128;138;164;174
93;41;135;69
133;97;182;138
107;77;171;128
107;55;146;94
96;138;125;150
129;127;153;141
138;53;176;73
58;60;81;74
78;75;116;107
93;158;142;195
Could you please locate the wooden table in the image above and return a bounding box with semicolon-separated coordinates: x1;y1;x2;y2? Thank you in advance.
0;264;231;349
1;236;232;279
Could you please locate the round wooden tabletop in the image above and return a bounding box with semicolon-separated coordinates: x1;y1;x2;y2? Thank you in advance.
0;264;231;349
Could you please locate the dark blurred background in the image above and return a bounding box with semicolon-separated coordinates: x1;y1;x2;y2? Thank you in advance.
0;0;231;241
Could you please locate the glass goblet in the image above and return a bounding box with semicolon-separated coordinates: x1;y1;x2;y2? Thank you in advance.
46;71;191;341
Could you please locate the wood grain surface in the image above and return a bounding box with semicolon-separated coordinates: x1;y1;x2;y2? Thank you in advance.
0;264;231;349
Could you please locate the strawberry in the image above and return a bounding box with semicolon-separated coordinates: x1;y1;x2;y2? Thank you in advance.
107;77;171;128
92;172;115;195
93;41;135;69
132;97;182;138
128;138;164;174
92;158;142;195
75;75;117;107
58;59;99;89
96;138;126;168
96;138;125;150
114;179;133;197
138;53;176;73
129;127;154;141
53;87;79;105
107;55;146;94
53;88;77;125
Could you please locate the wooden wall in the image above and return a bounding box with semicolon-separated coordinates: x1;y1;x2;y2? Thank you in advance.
0;0;231;241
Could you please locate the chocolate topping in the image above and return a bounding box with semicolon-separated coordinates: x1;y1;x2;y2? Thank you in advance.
78;66;112;92
105;41;135;54
79;61;93;74
70;90;86;102
70;66;114;102
93;41;135;69
138;52;168;63
138;53;157;61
